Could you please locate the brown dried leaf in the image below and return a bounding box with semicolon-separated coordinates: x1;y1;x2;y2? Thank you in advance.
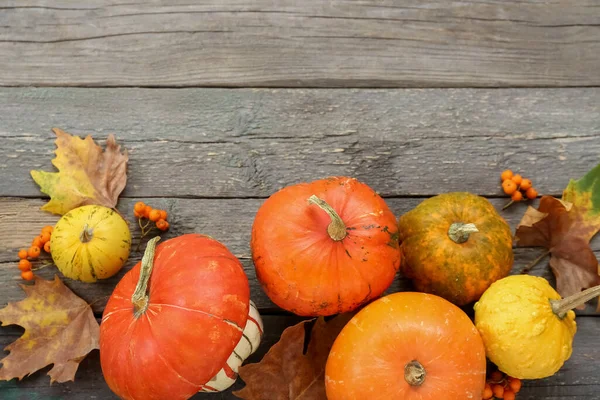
30;128;128;215
233;314;352;400
516;194;600;304
0;276;99;383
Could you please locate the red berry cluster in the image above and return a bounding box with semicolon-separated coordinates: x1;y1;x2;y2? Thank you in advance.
133;201;169;231
16;225;54;281
483;369;522;399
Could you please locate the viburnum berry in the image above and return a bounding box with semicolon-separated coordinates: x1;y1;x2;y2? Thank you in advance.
21;270;34;281
31;236;43;248
43;241;51;253
28;246;41;259
134;201;146;213
156;219;169;231
500;170;513;181
508;377;522;393
148;209;162;222
525;187;538;200
18;249;28;259
502;179;518;195
492;383;504;398
511;191;523;202
520;178;532;191
511;174;523;185
482;383;493;399
134;203;171;252
41;225;54;235
504;388;516;400
490;371;503;382
39;231;51;244
18;259;32;272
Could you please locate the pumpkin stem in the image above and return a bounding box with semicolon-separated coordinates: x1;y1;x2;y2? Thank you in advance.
550;284;600;319
307;195;347;241
404;360;426;386
448;222;478;244
80;224;94;243
132;236;161;317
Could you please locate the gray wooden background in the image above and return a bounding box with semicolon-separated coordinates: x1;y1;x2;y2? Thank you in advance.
1;1;599;399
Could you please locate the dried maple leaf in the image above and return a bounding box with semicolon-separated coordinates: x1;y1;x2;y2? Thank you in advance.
0;276;100;383
515;163;600;304
31;128;128;215
233;314;352;400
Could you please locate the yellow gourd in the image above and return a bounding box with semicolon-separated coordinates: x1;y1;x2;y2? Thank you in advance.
474;275;600;379
50;205;131;282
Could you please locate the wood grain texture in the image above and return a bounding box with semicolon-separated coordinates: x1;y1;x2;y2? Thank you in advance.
1;197;599;314
0;315;305;399
0;0;599;87
1;88;599;198
2;316;600;399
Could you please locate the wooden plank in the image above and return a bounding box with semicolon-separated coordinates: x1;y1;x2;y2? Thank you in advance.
0;1;599;87
2;315;600;399
1;197;598;314
0;88;599;198
0;315;305;399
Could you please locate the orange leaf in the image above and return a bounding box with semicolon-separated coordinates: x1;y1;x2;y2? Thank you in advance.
234;314;352;400
30;128;128;215
0;276;99;383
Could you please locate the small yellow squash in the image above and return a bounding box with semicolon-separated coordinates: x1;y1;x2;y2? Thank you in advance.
474;275;599;379
50;205;131;282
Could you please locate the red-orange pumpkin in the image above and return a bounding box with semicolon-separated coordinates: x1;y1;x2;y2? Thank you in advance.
325;292;487;400
251;176;401;316
100;234;251;400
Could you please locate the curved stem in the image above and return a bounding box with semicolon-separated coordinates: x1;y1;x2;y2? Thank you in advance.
307;195;347;241
80;224;94;243
520;250;550;275
132;236;161;317
404;360;426;386
502;200;515;210
551;284;600;319
447;222;478;244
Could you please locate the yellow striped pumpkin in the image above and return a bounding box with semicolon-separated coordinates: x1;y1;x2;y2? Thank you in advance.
50;205;131;282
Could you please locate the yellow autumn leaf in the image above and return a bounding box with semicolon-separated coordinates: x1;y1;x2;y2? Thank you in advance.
0;276;99;383
30;128;128;215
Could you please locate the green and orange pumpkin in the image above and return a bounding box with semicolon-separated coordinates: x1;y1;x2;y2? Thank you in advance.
398;192;513;305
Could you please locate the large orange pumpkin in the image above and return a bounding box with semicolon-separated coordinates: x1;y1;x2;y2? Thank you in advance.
100;234;261;400
251;177;401;316
325;292;487;400
398;192;513;305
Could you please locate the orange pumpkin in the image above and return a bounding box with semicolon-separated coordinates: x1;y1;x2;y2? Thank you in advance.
100;234;258;400
325;292;487;400
398;192;513;305
251;177;401;316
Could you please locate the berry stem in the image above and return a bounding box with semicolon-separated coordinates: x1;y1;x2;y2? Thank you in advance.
87;295;110;308
520;250;550;275
135;218;155;252
502;200;514;210
31;262;53;271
